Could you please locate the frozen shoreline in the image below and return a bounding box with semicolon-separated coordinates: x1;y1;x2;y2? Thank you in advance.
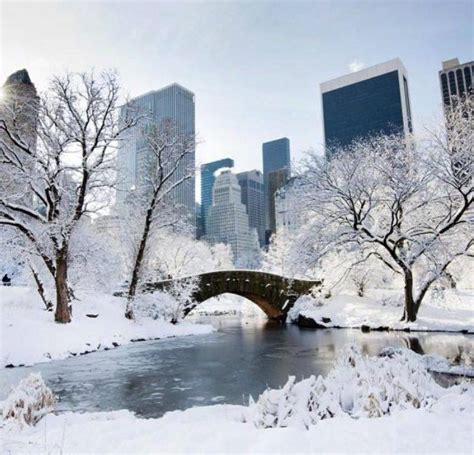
0;287;214;368
290;289;474;334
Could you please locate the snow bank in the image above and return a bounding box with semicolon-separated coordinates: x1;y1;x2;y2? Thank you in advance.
0;287;214;367
246;345;472;429
1;348;472;453
290;289;474;332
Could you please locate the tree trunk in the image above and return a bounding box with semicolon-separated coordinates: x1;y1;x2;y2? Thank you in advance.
54;247;71;323
30;264;53;311
125;208;154;320
402;269;417;322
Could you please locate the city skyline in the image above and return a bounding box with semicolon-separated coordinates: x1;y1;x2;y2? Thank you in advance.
1;1;471;177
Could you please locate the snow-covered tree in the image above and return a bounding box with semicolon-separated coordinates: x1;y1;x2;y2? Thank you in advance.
261;229;298;277
145;229;234;279
122;121;195;319
296;96;473;321
126;228;233;322
68;217;123;293
0;70;136;323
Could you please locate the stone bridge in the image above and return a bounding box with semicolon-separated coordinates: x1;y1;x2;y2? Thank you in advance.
142;270;322;322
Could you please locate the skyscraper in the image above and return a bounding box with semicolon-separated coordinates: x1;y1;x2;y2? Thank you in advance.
0;69;38;152
438;58;473;181
275;176;305;233
200;158;234;236
262;137;291;243
117;83;196;228
439;58;473;111
237;170;265;246
0;69;39;205
205;171;258;265
321;58;413;153
267;168;290;237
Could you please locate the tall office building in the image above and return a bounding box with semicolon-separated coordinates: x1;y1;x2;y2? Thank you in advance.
267;168;290;237
200;158;234;235
117;83;196;229
321;58;413;153
205;171;258;264
195;202;203;239
262;137;291;243
275;176;305;233
237;170;265;246
439;58;473;181
439;58;473;111
0;69;39;204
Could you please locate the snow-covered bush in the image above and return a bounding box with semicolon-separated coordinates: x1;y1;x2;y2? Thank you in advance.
246;345;471;429
2;373;56;426
133;292;178;321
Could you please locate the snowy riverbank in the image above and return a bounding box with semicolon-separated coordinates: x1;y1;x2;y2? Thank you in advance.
2;405;471;454
1;346;472;454
0;287;214;368
290;289;474;333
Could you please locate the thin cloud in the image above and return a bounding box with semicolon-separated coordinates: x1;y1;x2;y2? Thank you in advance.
349;60;365;73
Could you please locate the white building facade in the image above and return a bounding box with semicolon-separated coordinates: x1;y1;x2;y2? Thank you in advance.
275;177;305;234
205;171;259;265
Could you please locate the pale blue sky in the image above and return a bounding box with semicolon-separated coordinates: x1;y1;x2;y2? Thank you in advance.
1;0;472;175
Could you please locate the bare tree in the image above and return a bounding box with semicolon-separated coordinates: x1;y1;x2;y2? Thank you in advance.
122;121;195;320
0;70;136;323
298;96;473;321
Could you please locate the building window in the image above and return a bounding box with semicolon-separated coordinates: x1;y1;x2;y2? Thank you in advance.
456;69;465;96
464;67;472;93
441;73;450;105
448;71;457;96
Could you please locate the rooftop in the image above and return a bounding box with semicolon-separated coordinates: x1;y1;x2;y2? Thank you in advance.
320;58;407;94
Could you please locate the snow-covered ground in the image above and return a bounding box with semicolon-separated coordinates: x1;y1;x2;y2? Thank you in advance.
290;289;474;333
190;293;265;317
1;405;470;454
0;287;214;368
2;347;472;454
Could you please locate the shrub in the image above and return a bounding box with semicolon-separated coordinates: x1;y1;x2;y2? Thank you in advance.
246;345;470;429
2;373;56;426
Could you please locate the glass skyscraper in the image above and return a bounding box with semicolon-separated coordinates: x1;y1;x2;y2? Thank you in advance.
439;58;473;111
262;137;291;243
321;58;413;154
200;158;234;236
237;170;265;246
117;83;196;229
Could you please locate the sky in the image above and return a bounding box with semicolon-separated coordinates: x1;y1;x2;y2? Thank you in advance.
0;0;472;181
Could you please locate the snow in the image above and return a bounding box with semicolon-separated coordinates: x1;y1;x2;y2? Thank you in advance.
190;294;265;317
246;345;472;428
290;289;474;333
1;347;472;453
1;406;470;454
0;287;214;368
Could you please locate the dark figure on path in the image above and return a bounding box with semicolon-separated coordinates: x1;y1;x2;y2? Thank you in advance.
2;274;11;286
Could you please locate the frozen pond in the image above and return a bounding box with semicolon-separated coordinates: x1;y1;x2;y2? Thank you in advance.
1;316;472;418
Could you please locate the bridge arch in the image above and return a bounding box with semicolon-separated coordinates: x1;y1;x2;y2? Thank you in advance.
142;270;321;322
